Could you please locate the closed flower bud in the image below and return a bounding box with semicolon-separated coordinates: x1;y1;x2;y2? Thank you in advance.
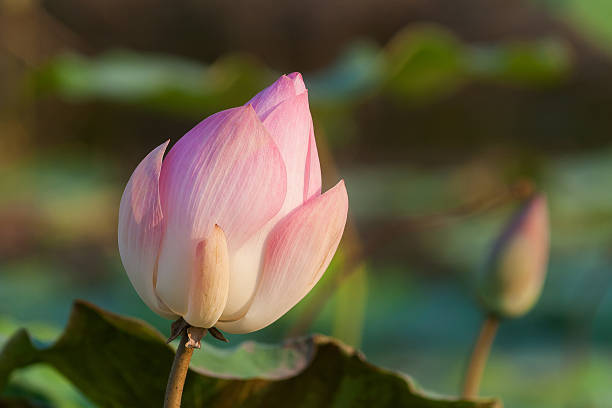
118;73;349;333
478;193;550;318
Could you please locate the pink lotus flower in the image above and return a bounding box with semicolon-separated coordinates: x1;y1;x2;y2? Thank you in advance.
118;73;348;334
479;193;549;317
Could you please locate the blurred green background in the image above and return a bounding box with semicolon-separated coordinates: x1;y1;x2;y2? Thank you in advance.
1;0;612;407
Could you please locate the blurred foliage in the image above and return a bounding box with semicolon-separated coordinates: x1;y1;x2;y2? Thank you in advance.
331;264;368;347
553;0;612;53
385;27;466;102
383;25;570;102
307;40;385;105
33;51;275;117
30;26;572;116
466;39;570;85
0;301;501;408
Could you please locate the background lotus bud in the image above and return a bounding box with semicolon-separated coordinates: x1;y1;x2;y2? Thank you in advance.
478;193;550;318
118;73;349;334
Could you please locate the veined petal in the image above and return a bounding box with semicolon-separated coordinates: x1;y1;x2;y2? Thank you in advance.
160;106;287;248
217;180;348;334
118;141;176;319
218;86;316;320
156;106;287;315
183;225;230;328
261;91;312;214
303;125;322;201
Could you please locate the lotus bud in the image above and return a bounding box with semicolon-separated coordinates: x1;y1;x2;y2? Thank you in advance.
478;193;549;318
118;73;349;334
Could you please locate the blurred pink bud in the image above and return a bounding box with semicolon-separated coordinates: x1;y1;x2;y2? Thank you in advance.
478;193;550;318
118;73;348;333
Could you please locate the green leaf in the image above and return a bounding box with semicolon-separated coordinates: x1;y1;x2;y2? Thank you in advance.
0;301;501;407
0;317;92;407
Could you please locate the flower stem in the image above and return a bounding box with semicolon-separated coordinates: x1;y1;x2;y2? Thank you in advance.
164;329;194;408
462;314;500;399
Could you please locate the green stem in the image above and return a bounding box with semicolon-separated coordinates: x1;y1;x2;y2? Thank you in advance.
164;330;193;408
462;314;500;399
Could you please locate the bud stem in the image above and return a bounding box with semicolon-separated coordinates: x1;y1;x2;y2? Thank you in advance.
164;329;194;408
461;314;500;399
